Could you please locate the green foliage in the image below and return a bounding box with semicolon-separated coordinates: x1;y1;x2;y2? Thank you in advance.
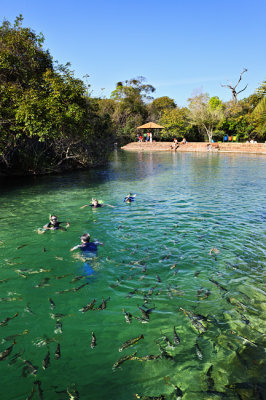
159;107;191;140
148;96;176;120
0;16;114;175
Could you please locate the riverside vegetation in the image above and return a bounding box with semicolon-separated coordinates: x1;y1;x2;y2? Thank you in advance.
0;16;265;176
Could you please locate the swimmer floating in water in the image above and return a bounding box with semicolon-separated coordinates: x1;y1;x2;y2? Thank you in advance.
124;193;136;203
80;198;115;209
38;215;70;234
70;233;103;276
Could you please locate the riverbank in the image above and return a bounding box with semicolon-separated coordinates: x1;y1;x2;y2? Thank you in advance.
121;142;266;154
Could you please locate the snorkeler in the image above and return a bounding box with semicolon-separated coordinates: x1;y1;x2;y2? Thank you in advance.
80;198;115;209
70;233;103;276
38;215;70;233
124;193;136;203
70;233;103;254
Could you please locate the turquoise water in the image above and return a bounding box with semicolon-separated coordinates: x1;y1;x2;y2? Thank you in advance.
0;150;265;400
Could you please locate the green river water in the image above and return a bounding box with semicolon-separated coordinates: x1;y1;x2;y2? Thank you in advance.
0;150;265;400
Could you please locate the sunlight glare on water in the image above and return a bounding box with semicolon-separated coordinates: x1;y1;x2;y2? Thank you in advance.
0;150;265;400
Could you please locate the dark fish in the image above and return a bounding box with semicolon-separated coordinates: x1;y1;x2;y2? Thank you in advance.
70;275;85;283
25;303;34;314
158;344;174;360
161;331;173;348
73;282;89;292
170;263;177;270
34;277;50;288
20;359;38;376
0;278;8;284
26;386;36;400
16;244;28;250
122;308;132;324
179;308;207;334
56;288;74;294
42;350;50;369
55;344;61;360
8;350;25;366
173;326;181;345
199;289;211;300
209;278;227;292
0;341;16;360
156;274;162;283
79;299;96;312
126;289;138;298
133;316;150;324
194;271;201;277
43;247;46;252
206;364;214;389
54;320;63;334
97;297;110;310
138;306;153;321
55;273;72;279
34;380;44;400
119;335;144;352
134;354;160;361
195;342;203;360
2;329;29;343
0;312;19;326
112;351;137;369
135;395;166;400
91;332;96;349
49;298;56;310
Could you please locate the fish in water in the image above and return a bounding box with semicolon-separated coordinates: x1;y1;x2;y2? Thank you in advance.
195;342;203;360
0;278;8;284
34;380;44;400
0;341;16;361
49;298;56;310
73;282;90;292
26;385;35;400
173;326;181;345
135;395;166;400
16;244;28;250
0;312;19;326
179;308;207;334
91;332;96;349
67;386;80;400
55;344;61;360
54;320;63;334
70;275;85;283
161;331;173;348
42;350;50;369
134;354;160;362
119;335;144;352
156;274;162;283
206;364;214;389
2;329;29;343
97;297;110;310
34;277;50;288
122;308;132;324
20;358;38;376
24;303;34;314
79;299;96;313
209;278;227;292
112;351;137;370
194;271;201;277
158;344;174;360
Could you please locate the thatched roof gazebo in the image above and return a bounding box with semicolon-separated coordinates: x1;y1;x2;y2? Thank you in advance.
137;122;164;129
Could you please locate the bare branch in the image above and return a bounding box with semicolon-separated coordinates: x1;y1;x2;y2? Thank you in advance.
236;84;248;95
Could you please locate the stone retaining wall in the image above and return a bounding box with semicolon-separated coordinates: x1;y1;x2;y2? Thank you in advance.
121;142;266;155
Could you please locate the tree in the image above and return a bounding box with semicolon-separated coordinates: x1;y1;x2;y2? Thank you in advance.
221;68;248;103
188;94;224;142
110;77;155;143
148;96;176;120
0;16;114;175
159;107;192;141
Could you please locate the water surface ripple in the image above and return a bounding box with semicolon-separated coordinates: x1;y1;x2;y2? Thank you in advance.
0;151;265;399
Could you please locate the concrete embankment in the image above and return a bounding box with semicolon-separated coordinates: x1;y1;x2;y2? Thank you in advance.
121;142;266;155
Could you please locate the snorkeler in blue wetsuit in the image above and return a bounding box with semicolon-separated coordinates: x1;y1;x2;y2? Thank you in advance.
124;193;136;203
70;233;103;276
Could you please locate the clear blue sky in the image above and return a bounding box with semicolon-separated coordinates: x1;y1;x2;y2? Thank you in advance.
2;0;265;107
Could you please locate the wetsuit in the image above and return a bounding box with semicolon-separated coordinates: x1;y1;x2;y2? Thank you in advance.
44;221;63;230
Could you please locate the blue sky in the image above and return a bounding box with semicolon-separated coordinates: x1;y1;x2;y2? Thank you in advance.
2;0;265;107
